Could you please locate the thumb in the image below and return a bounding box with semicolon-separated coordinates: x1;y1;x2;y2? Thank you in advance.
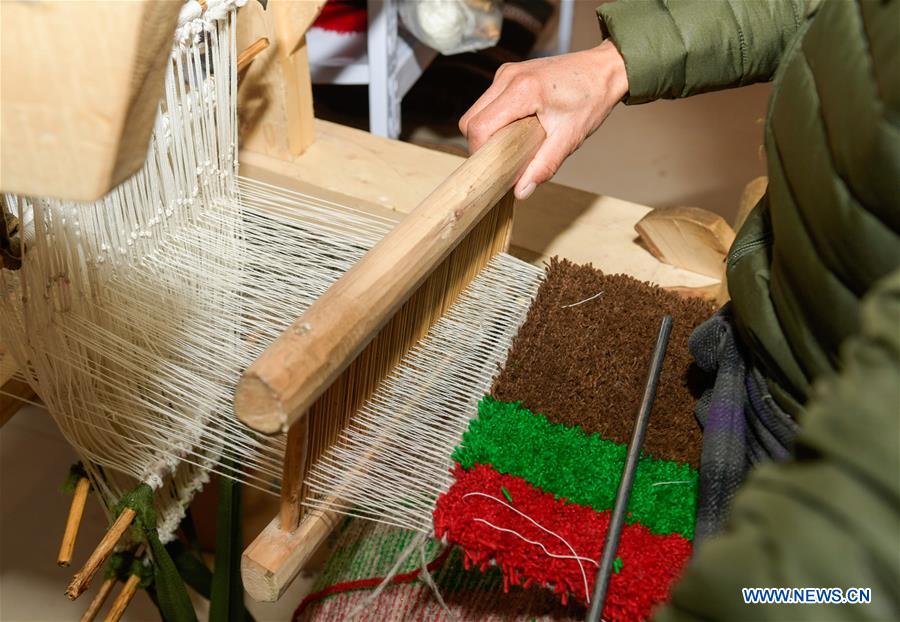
514;130;572;200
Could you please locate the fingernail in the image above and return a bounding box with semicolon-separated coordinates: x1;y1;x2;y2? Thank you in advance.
517;182;536;201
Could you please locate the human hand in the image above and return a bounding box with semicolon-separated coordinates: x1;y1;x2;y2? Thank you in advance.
459;40;628;200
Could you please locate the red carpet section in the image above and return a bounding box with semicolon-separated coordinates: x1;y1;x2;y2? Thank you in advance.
434;463;692;619
434;260;712;621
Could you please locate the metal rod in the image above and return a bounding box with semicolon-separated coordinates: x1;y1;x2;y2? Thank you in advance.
585;315;673;622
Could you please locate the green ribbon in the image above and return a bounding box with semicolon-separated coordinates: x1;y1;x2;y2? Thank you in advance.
115;484;197;622
112;472;254;622
210;464;248;622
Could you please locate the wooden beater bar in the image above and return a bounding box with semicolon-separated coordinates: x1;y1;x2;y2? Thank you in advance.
237;117;545;602
235;116;545;434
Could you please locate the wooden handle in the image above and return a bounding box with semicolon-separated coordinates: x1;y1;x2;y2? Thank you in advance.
235;116;545;433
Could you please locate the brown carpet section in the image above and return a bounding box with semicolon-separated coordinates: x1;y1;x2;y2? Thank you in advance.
491;258;715;468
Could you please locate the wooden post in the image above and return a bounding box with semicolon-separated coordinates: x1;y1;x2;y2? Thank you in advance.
242;501;341;602
0;1;182;201
279;417;309;532
237;0;323;160
66;508;136;600
235;117;545;434
80;577;116;622
58;477;91;566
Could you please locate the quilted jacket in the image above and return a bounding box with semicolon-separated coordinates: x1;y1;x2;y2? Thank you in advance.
597;1;899;619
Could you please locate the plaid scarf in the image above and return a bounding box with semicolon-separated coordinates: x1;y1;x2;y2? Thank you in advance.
689;303;800;542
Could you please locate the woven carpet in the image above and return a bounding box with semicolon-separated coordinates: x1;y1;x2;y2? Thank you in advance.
298;259;712;620
434;259;712;621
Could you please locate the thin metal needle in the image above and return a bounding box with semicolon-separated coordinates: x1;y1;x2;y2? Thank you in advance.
586;315;673;622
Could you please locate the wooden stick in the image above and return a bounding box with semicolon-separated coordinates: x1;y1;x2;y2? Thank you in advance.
58;477;91;566
242;501;341;602
235;116;545;434
66;508;136;600
79;577;116;622
237;37;269;72
279;417;309;531
102;574;140;622
102;543;146;622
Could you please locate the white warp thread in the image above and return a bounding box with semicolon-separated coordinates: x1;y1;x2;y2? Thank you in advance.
0;1;545;544
304;255;542;532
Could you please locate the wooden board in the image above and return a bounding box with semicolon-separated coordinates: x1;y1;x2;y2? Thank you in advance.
241;120;718;289
0;345;33;428
0;1;181;201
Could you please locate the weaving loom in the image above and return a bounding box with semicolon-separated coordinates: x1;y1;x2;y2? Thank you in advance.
0;1;733;619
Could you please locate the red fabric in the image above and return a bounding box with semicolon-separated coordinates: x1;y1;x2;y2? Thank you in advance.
292;545;453;620
433;463;693;622
312;0;367;33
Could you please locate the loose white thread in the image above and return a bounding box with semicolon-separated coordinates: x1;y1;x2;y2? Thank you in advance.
561;290;604;308
472;519;599;568
417;541;458;620
652;480;692;487
462;491;592;603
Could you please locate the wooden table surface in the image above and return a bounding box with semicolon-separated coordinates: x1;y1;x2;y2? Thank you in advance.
242;119;717;289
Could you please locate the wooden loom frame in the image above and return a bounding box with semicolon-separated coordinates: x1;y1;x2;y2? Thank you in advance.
231;2;729;603
0;0;734;609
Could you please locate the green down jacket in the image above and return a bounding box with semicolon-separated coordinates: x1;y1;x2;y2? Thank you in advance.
596;0;900;620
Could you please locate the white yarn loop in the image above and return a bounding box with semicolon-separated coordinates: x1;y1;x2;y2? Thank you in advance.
174;0;248;47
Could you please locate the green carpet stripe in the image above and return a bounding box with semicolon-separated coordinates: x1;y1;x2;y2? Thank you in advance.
452;397;698;539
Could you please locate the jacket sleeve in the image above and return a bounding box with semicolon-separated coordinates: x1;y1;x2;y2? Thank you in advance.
655;268;900;621
596;0;807;103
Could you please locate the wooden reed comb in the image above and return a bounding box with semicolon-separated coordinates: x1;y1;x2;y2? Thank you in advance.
235;116;545;601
